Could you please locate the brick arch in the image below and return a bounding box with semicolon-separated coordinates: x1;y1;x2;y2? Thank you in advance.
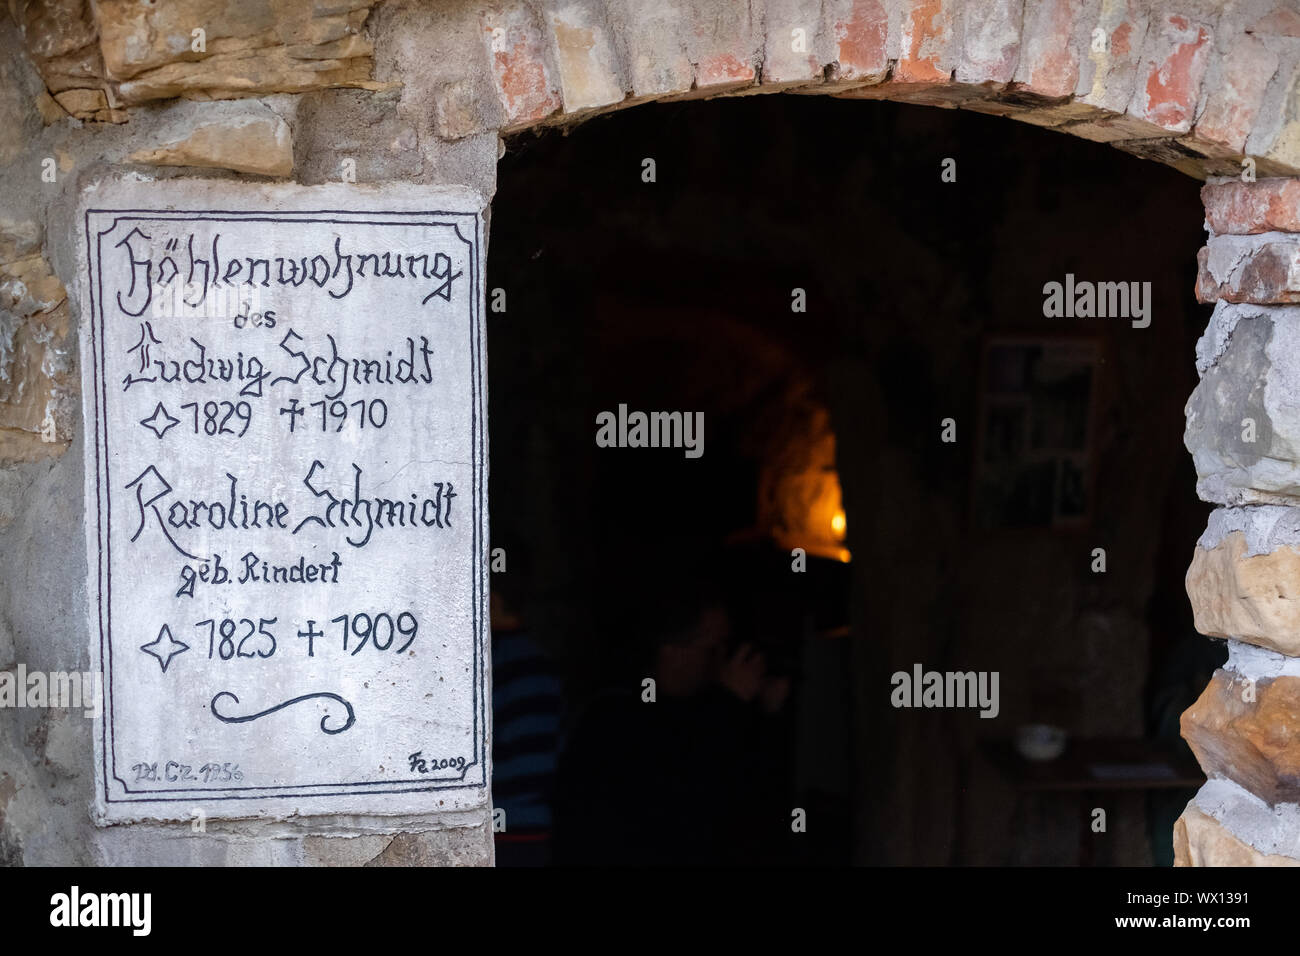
479;1;1299;181
481;0;1300;868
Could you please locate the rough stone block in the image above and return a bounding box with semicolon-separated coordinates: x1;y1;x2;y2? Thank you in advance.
1183;307;1300;504
1182;668;1300;804
0;221;74;463
126;103;294;176
1174;802;1300;866
1186;510;1300;656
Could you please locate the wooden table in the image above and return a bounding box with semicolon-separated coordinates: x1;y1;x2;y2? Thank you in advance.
980;737;1204;865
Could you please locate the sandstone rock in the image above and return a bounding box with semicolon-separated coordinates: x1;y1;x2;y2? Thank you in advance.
1187;531;1300;656
0;222;74;463
93;0;376;81
1181;668;1300;803
127;106;293;177
8;0;104;94
11;0;386;118
1174;803;1300;866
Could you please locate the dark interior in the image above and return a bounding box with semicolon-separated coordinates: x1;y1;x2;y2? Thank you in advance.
486;92;1222;866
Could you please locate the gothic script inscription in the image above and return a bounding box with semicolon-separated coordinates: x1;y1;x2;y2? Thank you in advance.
78;180;489;822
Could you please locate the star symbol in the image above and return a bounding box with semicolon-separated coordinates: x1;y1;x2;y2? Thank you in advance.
140;624;189;673
140;402;179;439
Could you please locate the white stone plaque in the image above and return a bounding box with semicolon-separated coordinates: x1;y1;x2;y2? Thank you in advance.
77;179;489;822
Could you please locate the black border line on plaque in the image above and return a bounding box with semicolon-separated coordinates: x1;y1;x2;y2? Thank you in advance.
85;207;487;803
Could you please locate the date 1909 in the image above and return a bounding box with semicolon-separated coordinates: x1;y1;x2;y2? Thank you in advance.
132;761;244;784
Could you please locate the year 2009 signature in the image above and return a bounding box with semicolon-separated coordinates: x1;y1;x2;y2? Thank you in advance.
408;752;465;774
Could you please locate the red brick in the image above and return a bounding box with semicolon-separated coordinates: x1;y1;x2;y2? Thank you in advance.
1127;13;1213;134
698;52;755;88
617;2;693;99
828;0;889;83
545;1;625;113
480;3;562;130
1190;35;1278;156
1013;0;1087;99
1203;180;1300;236
955;0;1022;87
894;0;959;85
1196;236;1300;305
1251;4;1300;37
763;0;826;86
684;0;757;93
1075;1;1149;115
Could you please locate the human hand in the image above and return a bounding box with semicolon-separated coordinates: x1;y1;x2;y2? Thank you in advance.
758;675;791;714
718;643;766;702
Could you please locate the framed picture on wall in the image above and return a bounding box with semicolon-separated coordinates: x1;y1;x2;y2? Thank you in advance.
972;336;1100;531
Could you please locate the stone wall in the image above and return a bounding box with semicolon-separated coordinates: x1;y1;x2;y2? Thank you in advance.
1179;178;1300;866
1;0;1299;865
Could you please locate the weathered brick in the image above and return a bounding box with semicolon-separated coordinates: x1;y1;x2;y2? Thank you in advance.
826;0;889;84
1013;0;1087;99
894;0;959;85
683;0;757;93
1189;35;1280;157
1076;0;1149;114
1197;235;1300;304
1251;4;1300;37
545;1;626;113
1182;670;1300;805
762;0;826;86
1203;180;1300;236
1245;57;1300;176
954;0;1021;87
1126;12;1213;135
480;3;562;130
614;1;693;99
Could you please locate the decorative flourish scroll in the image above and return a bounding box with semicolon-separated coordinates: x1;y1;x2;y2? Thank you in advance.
210;690;356;735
